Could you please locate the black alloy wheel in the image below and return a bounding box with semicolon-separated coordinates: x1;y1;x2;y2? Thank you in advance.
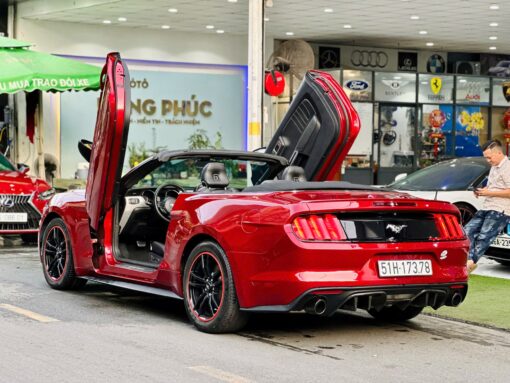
41;218;86;290
183;241;248;333
188;251;224;321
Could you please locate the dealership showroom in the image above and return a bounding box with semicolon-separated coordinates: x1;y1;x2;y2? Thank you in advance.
1;1;510;382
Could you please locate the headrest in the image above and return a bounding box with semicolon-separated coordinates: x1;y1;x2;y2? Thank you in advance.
200;162;229;189
281;166;307;182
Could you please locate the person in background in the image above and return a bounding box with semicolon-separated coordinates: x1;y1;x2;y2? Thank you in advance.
465;139;510;273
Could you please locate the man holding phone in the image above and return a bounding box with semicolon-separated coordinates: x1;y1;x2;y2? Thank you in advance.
465;139;510;273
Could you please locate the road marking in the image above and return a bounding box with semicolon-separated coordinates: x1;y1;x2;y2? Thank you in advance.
0;304;59;323
188;366;253;383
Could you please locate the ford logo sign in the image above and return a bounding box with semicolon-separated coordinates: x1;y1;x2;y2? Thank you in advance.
346;80;369;91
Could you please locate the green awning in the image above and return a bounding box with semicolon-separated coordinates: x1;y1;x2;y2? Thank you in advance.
0;36;101;94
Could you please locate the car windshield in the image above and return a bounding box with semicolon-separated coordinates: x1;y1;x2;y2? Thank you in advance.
389;160;488;191
0;153;15;171
498;61;510;68
133;156;280;190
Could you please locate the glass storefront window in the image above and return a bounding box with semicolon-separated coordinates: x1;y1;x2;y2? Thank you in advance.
418;74;454;104
374;72;416;103
455;76;490;105
419;105;453;167
343;70;372;102
378;105;416;167
492;78;510;107
490;107;510;156
454;106;489;157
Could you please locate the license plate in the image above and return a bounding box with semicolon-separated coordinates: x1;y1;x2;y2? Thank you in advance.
491;235;510;249
0;212;28;222
378;260;433;277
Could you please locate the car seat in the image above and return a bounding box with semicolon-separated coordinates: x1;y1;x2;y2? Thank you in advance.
281;166;307;182
196;162;230;192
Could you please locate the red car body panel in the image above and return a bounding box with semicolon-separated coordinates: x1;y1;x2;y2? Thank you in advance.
39;53;469;320
0;167;52;234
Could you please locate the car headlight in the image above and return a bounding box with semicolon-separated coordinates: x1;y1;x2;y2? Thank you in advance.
39;188;56;200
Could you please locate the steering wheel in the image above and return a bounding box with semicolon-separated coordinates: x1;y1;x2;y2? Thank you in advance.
154;183;184;221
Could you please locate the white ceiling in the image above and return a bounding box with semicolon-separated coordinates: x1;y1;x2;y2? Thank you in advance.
16;0;510;53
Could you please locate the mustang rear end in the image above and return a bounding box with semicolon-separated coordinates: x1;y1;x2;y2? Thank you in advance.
229;189;469;320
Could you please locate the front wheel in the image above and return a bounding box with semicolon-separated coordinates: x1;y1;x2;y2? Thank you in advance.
368;305;423;322
183;241;248;333
41;218;86;290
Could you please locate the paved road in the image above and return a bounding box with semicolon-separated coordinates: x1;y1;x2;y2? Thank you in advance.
1;244;509;383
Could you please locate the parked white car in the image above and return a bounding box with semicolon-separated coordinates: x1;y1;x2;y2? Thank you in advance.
388;157;489;225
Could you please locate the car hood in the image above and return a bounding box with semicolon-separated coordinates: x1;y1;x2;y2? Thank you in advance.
0;170;50;194
489;67;506;73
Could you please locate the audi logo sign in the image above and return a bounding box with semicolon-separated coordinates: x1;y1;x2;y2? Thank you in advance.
351;50;389;68
0;197;15;208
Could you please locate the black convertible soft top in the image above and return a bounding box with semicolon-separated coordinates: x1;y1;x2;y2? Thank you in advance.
243;180;384;193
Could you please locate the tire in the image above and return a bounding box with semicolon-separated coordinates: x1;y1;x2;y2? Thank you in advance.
40;218;86;290
21;234;38;245
495;259;510;267
454;203;476;226
183;241;248;333
368;305;423;322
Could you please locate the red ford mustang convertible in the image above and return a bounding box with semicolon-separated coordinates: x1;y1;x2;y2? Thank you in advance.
39;53;468;333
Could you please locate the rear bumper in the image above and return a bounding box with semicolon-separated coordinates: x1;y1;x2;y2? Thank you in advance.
241;283;468;315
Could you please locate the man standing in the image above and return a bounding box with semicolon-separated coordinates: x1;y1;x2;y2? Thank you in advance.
465;139;510;273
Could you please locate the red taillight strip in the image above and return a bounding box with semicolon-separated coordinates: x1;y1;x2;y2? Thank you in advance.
434;214;465;240
292;214;347;241
434;214;449;239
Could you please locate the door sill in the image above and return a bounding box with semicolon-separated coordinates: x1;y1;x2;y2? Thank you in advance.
82;276;182;300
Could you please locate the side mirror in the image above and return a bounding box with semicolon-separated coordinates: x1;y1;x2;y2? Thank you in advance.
17;163;30;174
394;173;407;182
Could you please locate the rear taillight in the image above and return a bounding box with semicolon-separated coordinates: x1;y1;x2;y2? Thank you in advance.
433;214;465;240
292;214;346;241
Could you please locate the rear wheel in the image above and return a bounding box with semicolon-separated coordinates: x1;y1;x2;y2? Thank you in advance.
183;241;248;333
368;305;423;322
454;203;476;226
41;218;86;290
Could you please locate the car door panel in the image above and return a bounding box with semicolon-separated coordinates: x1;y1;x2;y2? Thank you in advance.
266;70;360;181
86;52;130;231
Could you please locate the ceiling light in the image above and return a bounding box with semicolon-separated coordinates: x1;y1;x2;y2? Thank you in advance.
168;8;178;13
490;46;497;50
426;42;434;46
459;79;467;83
324;8;333;13
228;0;238;2
264;17;270;21
161;25;170;29
343;24;352;29
103;20;111;24
489;4;499;10
286;32;294;36
206;25;215;29
489;36;498;40
410;15;420;20
419;30;428;35
394;76;402;80
216;29;225;34
118;17;127;22
490;22;499;27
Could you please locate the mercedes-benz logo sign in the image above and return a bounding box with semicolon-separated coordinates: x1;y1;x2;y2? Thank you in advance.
351;50;389;68
0;197;15;209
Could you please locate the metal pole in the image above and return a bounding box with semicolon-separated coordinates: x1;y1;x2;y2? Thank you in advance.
247;0;263;151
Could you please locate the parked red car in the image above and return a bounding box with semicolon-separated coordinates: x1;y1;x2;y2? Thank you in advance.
0;152;54;242
38;53;469;333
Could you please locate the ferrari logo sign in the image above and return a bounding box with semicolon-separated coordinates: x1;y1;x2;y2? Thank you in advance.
503;81;510;102
430;77;442;95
